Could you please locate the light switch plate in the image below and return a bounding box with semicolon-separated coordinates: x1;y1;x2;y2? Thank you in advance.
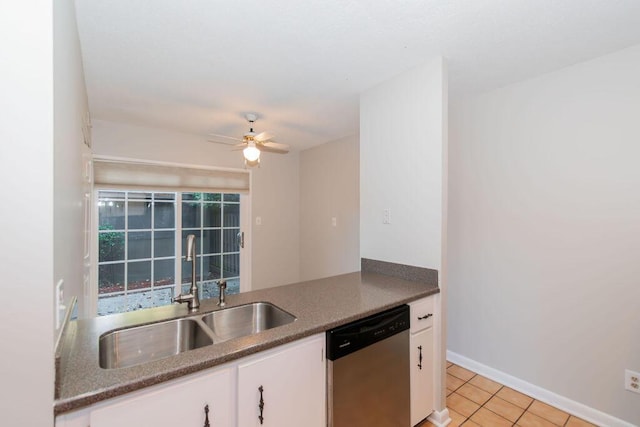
56;280;65;329
383;209;391;224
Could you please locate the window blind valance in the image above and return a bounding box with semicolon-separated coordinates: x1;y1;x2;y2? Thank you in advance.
93;157;250;193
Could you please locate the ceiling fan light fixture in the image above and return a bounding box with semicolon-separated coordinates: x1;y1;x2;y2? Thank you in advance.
243;142;260;162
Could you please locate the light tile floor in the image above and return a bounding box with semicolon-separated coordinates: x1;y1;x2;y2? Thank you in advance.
419;362;599;427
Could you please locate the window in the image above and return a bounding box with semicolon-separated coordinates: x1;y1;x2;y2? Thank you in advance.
180;192;241;299
97;190;243;316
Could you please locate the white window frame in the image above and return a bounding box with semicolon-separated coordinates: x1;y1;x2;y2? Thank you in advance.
88;161;251;318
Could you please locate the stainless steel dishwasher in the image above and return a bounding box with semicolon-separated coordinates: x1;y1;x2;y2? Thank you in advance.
327;305;410;427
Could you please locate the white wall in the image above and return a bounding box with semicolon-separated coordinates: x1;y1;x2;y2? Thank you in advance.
448;44;640;425
91;120;300;291
0;1;54;425
299;134;360;281
360;58;448;415
360;59;445;269
54;0;91;320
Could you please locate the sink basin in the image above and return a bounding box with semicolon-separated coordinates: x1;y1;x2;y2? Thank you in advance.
99;318;213;369
201;302;296;341
98;302;296;369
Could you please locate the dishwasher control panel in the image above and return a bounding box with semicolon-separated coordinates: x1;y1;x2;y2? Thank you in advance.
326;305;410;360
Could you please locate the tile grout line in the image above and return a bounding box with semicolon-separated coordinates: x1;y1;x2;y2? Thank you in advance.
448;366;532;427
452;371;516;426
511;396;535;426
447;363;592;427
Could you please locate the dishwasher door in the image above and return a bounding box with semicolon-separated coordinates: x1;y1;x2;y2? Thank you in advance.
328;330;410;427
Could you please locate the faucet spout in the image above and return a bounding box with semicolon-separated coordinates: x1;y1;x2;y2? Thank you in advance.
186;234;196;262
173;233;200;311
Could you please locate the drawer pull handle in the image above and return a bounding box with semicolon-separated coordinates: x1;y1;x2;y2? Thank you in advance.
418;345;423;370
418;313;433;320
203;404;210;427
258;385;265;425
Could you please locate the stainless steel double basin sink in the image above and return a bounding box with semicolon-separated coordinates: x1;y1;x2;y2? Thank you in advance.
99;302;296;370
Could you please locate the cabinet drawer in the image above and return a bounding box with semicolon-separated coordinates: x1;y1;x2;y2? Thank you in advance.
89;366;234;427
409;296;434;333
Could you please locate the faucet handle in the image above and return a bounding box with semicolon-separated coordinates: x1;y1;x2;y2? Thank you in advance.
218;279;227;289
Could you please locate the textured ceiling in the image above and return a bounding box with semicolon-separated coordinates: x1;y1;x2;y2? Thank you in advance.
75;0;640;151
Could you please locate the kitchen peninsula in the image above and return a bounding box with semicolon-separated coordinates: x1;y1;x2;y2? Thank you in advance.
56;265;440;423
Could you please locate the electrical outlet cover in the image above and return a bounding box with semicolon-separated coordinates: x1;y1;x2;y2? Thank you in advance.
625;369;640;394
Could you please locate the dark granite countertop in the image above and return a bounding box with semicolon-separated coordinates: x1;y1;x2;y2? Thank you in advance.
55;270;439;415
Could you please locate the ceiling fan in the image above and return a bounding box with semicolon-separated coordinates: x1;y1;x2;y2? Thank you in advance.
208;113;290;167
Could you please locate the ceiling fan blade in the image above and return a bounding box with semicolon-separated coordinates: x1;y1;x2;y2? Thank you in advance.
262;141;290;151
258;141;290;154
206;133;243;145
254;131;274;142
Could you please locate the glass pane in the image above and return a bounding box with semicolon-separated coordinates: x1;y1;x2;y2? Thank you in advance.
128;231;151;260
151;287;174;306
203;203;221;227
97;293;125;316
202;255;221;281
99;231;125;262
98;263;124;294
182;257;201;284
200;280;218;300
98;200;125;229
182;231;201;257
128;260;151;290
128;192;152;200
119;289;162;312
182;201;200;229
222;253;240;278
154;202;175;229
182;192;198;201
202;229;221;255
222;203;240;227
154;230;175;257
223;193;240;202
98;190;125;200
200;193;221;202
226;278;240;295
223;228;240;253
128;201;152;229
154;259;175;287
155;193;176;201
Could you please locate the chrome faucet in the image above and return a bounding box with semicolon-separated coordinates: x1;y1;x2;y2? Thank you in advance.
217;279;227;307
172;234;200;311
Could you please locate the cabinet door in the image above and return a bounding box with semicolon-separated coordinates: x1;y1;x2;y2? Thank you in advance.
237;335;325;427
90;366;234;427
410;327;434;426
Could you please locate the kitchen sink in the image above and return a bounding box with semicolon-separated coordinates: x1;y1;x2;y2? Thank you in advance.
200;302;296;341
99;318;213;369
98;302;296;369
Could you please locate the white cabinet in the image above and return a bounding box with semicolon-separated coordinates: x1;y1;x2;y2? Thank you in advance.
55;334;325;427
410;326;434;426
237;335;326;427
409;296;435;426
57;367;234;426
89;365;234;427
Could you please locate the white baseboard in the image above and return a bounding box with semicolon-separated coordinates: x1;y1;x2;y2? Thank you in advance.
427;408;451;427
446;351;636;427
